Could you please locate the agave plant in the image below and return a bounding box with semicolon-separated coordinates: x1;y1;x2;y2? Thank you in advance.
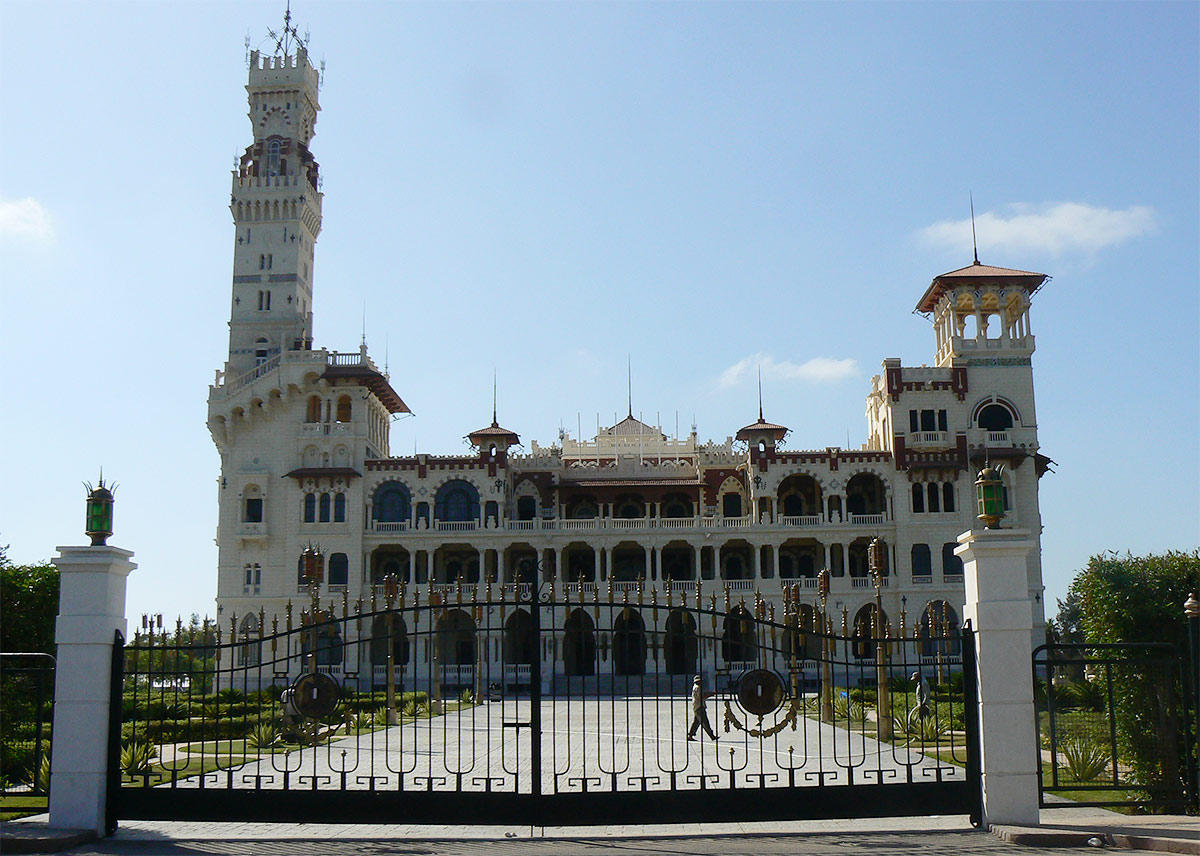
1061;736;1109;782
833;694;866;723
120;739;157;776
246;721;280;751
458;689;474;705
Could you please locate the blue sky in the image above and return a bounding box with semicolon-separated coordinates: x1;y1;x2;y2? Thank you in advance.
2;1;1196;624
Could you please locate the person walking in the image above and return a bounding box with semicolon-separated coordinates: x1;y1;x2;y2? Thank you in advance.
687;674;718;741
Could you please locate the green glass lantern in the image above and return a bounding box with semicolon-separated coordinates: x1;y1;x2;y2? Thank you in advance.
975;464;1005;529
84;476;115;546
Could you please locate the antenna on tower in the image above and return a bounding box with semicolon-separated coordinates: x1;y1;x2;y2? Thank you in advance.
970;192;980;265
757;364;764;422
626;354;632;418
244;32;252;67
384;335;389;374
267;1;307;56
319;58;326;89
361;300;367;347
492;367;498;425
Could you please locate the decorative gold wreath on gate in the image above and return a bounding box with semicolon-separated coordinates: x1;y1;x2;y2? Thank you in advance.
723;697;804;738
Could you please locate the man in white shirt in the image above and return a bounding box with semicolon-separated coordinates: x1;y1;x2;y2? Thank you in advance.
687;674;718;741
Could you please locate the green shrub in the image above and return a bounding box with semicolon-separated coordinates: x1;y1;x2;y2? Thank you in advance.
1061;735;1109;782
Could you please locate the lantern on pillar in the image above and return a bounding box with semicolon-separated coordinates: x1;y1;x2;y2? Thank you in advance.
975;464;1006;529
84;474;116;546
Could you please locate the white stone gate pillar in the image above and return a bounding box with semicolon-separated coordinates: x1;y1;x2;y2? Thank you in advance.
956;528;1037;827
49;545;136;835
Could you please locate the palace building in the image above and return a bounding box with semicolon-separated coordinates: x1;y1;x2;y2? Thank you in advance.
209;43;1051;690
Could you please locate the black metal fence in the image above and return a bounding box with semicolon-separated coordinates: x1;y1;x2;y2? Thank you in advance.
0;652;56;817
1033;642;1197;813
112;581;979;825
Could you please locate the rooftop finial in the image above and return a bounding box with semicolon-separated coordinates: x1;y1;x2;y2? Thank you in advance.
970;191;980;266
757;364;764;422
492;368;498;427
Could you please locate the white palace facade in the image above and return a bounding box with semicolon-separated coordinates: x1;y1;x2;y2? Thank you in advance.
209;43;1052;689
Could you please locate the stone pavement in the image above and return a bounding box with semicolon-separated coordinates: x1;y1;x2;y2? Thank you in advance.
4;809;1198;855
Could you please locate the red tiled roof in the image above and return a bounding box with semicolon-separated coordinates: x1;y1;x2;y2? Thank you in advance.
915;261;1048;313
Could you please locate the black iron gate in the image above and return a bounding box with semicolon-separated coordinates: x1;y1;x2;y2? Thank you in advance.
112;581;980;825
1034;642;1198;813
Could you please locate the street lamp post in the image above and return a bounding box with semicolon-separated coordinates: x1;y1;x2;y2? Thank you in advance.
868;537;891;740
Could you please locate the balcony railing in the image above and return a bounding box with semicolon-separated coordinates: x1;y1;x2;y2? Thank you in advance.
503;664;533;684
778;515;823;527
365;513;894;536
300;422;352;436
907;431;950;448
441;664;475;685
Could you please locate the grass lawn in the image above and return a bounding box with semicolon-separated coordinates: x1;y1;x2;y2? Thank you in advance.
0;793;47;821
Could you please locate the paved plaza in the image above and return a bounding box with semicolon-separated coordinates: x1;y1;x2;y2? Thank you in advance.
164;696;961;793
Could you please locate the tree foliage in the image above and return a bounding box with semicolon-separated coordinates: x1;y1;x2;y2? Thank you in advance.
1066;549;1200;804
0;544;59;655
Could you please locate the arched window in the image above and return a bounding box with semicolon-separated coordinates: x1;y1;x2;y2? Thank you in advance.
306;396;321;423
237;613;261;666
333;492;346;522
846;473;886;516
911;544;932;577
434;480;479;522
977;403;1015;431
318;492;331;523
911;483;925;513
942;543;964;578
660;494;693;518
927;482;940;513
303;493;316;523
373;483;411;523
336;395;351;422
942;482;955;512
328;553;349;586
266;138;281;176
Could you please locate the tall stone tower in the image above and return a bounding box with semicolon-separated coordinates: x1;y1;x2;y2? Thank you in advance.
226;46;323;379
210;37;407;625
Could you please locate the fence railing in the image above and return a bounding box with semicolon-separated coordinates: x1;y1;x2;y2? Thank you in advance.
0;652;56;817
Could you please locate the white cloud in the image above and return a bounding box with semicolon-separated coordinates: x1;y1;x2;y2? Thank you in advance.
918;202;1155;257
718;353;858;389
0;197;54;244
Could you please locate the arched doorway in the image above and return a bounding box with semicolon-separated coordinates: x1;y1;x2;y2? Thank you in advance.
563;609;596;676
664;609;698;675
722;607;757;666
504;609;535;666
612;608;646;676
436;609;476;665
369;614;410;667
